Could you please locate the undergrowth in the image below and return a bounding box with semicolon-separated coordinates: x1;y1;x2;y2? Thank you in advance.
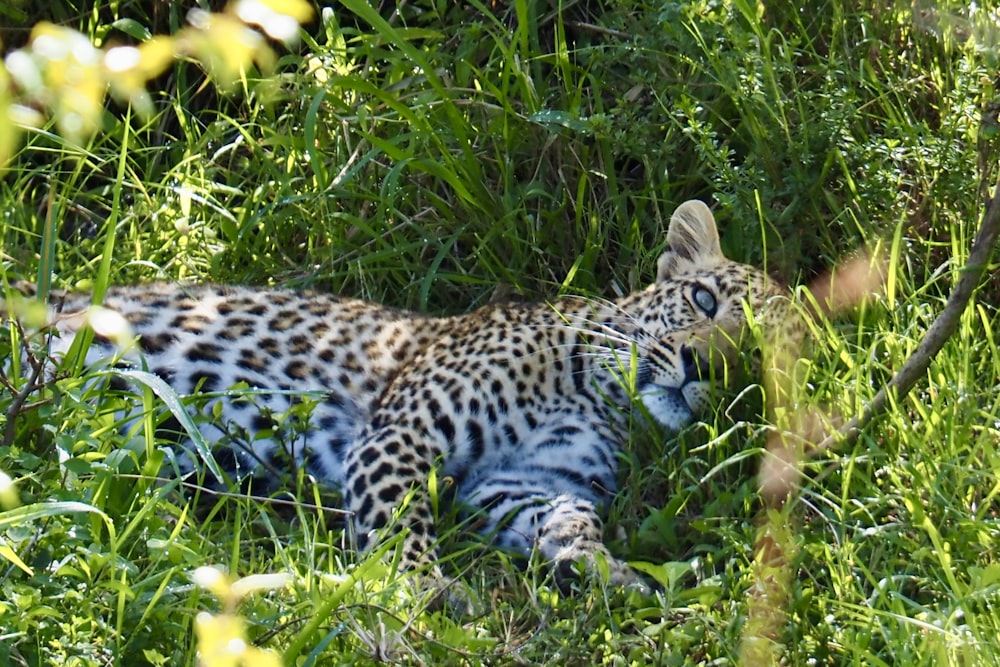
1;0;999;665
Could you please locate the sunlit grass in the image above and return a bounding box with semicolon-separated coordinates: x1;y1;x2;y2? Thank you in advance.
1;0;999;664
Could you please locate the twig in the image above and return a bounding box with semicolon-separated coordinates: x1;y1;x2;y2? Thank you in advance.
563;21;633;41
818;181;1000;452
2;323;49;449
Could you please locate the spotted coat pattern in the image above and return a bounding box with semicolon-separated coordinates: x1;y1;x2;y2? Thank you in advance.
40;200;780;587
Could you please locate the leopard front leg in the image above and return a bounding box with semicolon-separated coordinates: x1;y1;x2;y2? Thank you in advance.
536;495;641;589
343;422;444;576
465;476;643;590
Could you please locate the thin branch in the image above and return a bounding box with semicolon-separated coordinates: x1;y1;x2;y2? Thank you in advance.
563;21;633;40
2;323;49;449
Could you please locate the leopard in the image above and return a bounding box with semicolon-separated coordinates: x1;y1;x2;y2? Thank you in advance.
25;199;784;592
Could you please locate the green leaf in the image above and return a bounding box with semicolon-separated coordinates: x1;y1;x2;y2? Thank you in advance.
111;18;153;42
109;369;225;484
527;110;591;133
971;564;1000;589
629;560;693;590
0;501;116;545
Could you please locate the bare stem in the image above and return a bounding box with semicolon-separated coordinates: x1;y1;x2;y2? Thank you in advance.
3;323;50;449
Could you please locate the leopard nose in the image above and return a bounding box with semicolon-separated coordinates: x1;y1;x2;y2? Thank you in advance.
680;345;711;384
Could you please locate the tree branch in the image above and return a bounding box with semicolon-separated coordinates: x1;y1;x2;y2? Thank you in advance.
818;182;1000;451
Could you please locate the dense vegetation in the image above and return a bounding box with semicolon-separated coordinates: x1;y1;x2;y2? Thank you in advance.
1;0;998;664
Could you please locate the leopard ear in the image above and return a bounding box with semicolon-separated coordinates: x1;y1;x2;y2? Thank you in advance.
656;200;725;281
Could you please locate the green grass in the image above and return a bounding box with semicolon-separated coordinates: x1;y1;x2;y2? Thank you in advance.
2;0;1000;664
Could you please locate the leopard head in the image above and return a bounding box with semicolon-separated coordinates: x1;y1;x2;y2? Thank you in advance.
627;200;786;430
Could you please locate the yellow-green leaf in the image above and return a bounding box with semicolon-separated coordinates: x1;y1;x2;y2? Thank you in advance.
28;22;104;142
0;539;32;576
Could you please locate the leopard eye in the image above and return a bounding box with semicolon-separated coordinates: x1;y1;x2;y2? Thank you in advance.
692;285;717;316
